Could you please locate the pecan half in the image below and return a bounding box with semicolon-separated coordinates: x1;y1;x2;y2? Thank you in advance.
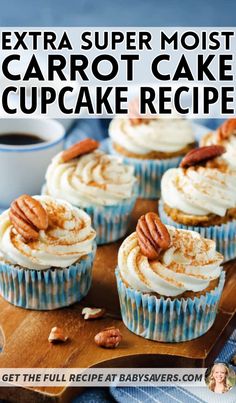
9;195;48;241
48;327;68;344
217;118;236;141
82;307;106;320
136;212;171;260
94;327;122;349
128;97;152;126
179;145;226;168
61;138;99;162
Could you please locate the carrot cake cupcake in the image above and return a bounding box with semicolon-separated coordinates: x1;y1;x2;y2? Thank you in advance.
109;99;195;198
115;212;225;342
0;194;96;309
159;145;236;261
44;138;137;244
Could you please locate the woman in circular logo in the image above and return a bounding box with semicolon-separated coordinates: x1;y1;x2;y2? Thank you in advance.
206;362;234;393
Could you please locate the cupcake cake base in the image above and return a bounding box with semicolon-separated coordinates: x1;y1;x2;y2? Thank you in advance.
159;200;236;262
112;141;195;160
0;243;97;310
116;269;225;343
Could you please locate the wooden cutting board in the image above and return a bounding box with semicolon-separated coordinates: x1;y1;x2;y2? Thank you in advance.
0;199;235;403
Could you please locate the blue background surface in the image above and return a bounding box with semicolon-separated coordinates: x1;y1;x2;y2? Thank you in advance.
0;0;235;26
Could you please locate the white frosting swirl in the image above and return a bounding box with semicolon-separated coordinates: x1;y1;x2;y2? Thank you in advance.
161;167;236;217
45;150;136;207
0;196;96;270
118;226;223;297
109;117;195;154
201;131;236;169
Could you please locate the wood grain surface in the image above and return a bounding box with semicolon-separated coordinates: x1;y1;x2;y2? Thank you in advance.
0;199;235;403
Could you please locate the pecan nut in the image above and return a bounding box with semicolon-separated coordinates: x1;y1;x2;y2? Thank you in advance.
48;327;68;343
94;327;122;349
179;145;226;168
82;307;106;320
217;118;236;141
9;195;48;241
61;138;99;162
128;97;152;126
136;212;171;260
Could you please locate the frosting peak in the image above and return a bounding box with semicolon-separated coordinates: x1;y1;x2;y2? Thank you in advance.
45;150;136;207
161;165;236;217
118;226;223;297
109;117;195;154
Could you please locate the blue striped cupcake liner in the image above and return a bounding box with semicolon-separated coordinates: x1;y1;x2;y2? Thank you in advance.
158;200;236;262
108;141;182;199
84;195;137;245
0;243;96;310
115;269;225;343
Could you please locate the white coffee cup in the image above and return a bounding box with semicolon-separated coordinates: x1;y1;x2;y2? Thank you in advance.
0;119;65;208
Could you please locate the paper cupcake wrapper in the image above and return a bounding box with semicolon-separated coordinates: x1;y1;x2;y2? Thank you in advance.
84;195;137;245
108;141;182;199
158;200;236;262
115;269;225;342
0;243;96;310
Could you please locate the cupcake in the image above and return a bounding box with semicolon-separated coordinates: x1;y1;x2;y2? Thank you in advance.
0;194;96;310
116;212;225;342
159;145;236;261
201;118;236;169
44;138;137;245
108;99;195;198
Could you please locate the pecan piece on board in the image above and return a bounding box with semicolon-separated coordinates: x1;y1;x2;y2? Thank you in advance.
94;327;122;349
48;327;68;343
82;307;106;320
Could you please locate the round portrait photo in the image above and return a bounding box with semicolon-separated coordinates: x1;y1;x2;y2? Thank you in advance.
205;362;236;394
